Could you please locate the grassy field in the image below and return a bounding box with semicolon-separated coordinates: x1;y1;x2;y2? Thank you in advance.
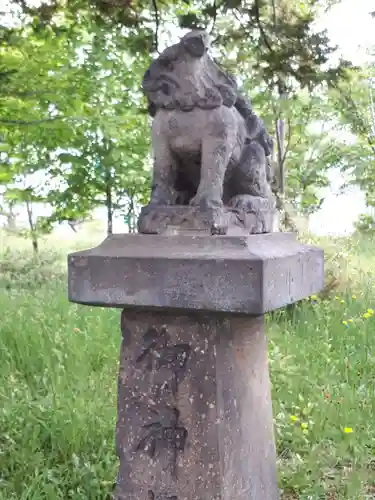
1;229;375;499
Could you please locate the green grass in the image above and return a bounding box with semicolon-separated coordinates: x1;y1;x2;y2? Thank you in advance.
0;282;120;499
269;293;375;498
0;233;375;499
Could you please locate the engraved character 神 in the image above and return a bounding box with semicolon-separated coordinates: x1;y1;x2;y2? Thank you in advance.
135;406;188;479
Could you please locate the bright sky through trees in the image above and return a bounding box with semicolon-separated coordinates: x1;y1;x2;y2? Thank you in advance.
309;0;374;235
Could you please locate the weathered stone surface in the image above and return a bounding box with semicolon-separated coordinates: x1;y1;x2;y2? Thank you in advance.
67;230;324;499
139;29;275;234
138;197;276;236
114;310;279;500
68;232;324;314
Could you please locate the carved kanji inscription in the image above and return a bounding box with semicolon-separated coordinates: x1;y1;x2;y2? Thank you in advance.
135;326;191;397
127;325;191;483
135;405;187;478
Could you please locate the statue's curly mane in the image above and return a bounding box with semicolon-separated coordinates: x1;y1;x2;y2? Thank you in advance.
142;30;273;158
142;34;237;111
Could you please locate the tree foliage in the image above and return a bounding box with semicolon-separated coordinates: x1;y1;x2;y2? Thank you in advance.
330;65;375;208
0;12;152;240
0;0;373;241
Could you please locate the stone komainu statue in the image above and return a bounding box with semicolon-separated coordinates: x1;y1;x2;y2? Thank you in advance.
139;29;276;234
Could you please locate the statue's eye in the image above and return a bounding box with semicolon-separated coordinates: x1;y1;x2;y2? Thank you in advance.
160;59;174;71
161;82;170;95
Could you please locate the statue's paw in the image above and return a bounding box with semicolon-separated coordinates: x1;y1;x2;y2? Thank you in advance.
148;196;174;207
228;194;275;214
189;193;223;211
150;184;178;206
228;194;261;212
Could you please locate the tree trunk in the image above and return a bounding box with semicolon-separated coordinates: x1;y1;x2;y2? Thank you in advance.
0;202;18;232
25;200;38;254
106;182;113;236
276;118;285;196
275;115;297;233
1;211;17;232
7;212;17;232
31;237;38;254
127;196;136;234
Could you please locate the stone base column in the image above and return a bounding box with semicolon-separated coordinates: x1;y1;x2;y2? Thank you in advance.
114;310;279;500
68;232;324;499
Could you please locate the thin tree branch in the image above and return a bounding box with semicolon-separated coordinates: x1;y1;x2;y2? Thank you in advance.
271;0;277;28
209;0;218;35
367;136;375;155
254;0;274;54
282;117;292;165
232;9;247;29
151;0;160;53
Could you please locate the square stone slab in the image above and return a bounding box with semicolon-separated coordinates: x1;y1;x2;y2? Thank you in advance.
68;232;323;315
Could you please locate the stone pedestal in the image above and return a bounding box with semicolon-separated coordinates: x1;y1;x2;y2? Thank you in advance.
116;311;277;500
68;232;324;500
138;199;276;236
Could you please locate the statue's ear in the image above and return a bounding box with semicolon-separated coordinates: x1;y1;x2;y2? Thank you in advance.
182;34;206;58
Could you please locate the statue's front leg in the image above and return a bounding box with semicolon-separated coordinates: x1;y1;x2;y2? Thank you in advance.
190;112;235;210
149;134;178;206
